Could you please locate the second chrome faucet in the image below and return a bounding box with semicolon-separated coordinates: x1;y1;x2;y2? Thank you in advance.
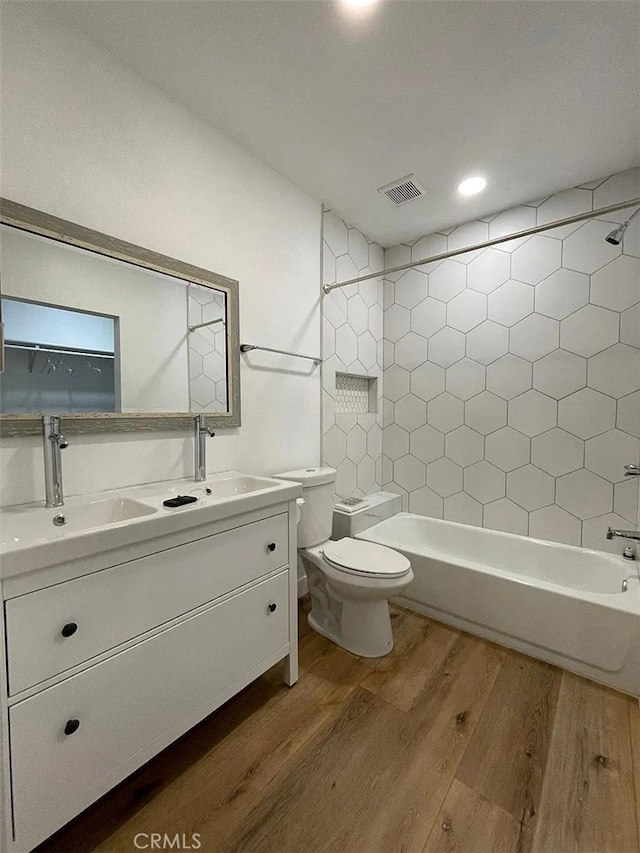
194;414;215;482
43;415;69;508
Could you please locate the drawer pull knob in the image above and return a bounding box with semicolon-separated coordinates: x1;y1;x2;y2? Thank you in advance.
61;622;78;638
267;542;277;552
64;719;80;736
268;603;277;613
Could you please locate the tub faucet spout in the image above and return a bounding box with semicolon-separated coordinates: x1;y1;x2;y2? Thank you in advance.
606;527;640;542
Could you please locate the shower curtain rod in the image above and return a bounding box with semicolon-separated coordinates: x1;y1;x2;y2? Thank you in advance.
322;197;640;294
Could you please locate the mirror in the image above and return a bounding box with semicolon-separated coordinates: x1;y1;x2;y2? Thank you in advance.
0;199;240;434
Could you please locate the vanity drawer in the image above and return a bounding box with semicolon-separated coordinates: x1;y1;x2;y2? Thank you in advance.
5;512;288;695
10;570;289;852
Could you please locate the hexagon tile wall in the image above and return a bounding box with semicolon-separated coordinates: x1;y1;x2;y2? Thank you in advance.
381;168;640;553
188;285;228;412
322;209;384;499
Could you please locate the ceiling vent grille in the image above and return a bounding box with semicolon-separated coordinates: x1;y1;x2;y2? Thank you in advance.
378;175;425;206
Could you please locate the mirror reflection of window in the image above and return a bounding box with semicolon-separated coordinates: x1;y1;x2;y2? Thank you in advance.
187;283;227;412
0;298;118;413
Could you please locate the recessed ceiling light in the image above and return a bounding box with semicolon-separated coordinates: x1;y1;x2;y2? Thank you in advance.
342;0;378;8
458;176;487;196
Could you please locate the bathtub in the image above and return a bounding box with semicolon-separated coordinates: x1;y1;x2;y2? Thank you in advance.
357;512;640;697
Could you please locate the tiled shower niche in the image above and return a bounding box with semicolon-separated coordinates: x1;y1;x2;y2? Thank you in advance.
335;373;378;414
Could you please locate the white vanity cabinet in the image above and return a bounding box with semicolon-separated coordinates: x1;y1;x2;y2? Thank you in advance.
0;499;299;853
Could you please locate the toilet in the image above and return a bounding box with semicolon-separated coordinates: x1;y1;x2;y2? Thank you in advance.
274;467;413;657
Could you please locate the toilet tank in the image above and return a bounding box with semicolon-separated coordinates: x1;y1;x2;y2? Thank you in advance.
273;467;336;547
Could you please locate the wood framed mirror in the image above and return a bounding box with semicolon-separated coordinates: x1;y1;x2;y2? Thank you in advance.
0;199;241;435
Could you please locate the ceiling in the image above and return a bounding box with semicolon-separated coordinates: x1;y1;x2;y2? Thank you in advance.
49;0;639;247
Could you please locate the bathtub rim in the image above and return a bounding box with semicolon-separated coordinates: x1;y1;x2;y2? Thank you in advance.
356;512;640;614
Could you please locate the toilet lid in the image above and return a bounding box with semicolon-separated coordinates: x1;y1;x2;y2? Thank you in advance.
323;538;411;578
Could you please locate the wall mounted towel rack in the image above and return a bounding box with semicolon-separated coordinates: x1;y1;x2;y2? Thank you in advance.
188;317;225;333
240;344;322;366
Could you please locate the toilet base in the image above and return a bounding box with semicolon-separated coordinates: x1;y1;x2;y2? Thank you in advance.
301;553;400;658
307;600;394;658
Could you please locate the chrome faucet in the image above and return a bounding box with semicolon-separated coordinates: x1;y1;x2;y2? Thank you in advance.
43;415;69;507
194;415;215;482
607;527;640;542
624;464;640;477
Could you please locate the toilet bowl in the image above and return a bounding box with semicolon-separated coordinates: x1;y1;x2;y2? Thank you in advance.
274;467;413;657
301;537;413;657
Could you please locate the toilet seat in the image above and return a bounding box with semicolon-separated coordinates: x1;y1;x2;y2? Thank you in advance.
322;538;410;579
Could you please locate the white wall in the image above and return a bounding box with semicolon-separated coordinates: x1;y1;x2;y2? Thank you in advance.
0;4;322;507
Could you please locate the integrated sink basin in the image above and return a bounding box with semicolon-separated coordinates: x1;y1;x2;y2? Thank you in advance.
0;471;302;580
58;498;158;529
0;499;158;551
194;474;280;500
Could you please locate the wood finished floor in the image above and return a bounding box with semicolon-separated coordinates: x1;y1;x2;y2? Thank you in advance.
39;600;640;853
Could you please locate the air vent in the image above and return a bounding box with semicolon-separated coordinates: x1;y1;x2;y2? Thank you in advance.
378;174;425;207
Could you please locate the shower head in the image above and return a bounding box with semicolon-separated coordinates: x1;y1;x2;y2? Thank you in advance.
606;224;625;245
605;206;640;246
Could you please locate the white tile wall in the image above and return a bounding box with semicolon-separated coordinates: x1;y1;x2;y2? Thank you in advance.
382;168;640;552
188;285;228;412
322;209;384;499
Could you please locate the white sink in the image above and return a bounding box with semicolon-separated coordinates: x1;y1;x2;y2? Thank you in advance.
0;471;301;580
0;499;157;550
152;472;293;508
62;498;157;530
199;474;280;499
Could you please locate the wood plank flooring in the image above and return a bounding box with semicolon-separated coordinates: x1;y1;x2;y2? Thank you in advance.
38;601;640;853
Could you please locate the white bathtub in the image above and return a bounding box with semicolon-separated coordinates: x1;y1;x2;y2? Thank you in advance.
357;512;640;697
